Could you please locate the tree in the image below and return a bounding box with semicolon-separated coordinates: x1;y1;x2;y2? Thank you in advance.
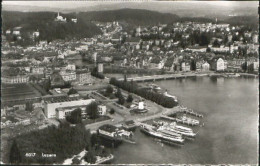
241;62;247;72
109;108;115;114
9;139;22;164
190;59;196;71
86;102;99;119
72;157;81;165
127;94;133;103
42;78;51;92
90;134;100;147
118;95;125;105
66;108;82;124
213;39;220;47
68;88;78;95
115;88;122;98
84;150;96;164
106;85;113;94
25;102;34;112
247;63;254;73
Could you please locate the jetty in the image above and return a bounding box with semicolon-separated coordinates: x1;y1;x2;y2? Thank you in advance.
179;107;204;118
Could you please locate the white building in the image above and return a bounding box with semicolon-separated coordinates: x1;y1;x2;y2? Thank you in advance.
216;58;227;71
66;64;76;71
98;105;106;116
55;12;67;22
33;31;40;38
2;75;29;84
13;27;22;35
253;61;259;71
71;18;77;23
44;99;95;118
60;71;76;82
202;62;210;71
138;101;144;110
98;63;104;73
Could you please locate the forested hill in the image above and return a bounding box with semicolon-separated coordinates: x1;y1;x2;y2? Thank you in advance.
2;11;102;42
2;9;258;43
78;9;180;25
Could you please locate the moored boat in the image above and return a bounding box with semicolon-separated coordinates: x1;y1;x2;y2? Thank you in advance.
139;123;185;144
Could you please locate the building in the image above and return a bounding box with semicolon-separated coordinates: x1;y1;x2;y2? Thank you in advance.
31;67;44;74
202;62;210;71
13;27;22;35
97;105;106;116
71;18;77;23
138;101;144;110
33;31;40;38
150;60;164;69
2;75;29;84
98;63;104;73
252;34;258;44
60;71;77;82
253;61;259;71
98;124;118;138
66;64;76;71
50;72;65;87
55;12;67;22
44;98;95;118
76;70;91;83
216;58;227;71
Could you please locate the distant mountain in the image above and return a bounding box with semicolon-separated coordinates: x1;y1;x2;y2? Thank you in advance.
222;15;259;30
3;1;258;19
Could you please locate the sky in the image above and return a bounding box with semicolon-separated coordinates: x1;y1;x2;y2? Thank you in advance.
2;1;257;9
2;1;258;18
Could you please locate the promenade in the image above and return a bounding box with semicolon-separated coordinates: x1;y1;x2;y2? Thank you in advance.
116;71;258;82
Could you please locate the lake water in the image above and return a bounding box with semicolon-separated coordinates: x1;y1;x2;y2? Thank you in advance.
111;76;258;164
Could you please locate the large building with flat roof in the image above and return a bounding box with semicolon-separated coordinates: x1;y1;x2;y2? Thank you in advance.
44;98;95;118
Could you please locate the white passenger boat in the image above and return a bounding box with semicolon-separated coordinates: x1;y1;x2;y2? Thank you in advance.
139;124;185;144
154;121;196;137
176;114;200;125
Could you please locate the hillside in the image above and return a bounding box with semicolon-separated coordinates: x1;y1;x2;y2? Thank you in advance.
2;11;102;43
2;9;258;44
78;9;180;26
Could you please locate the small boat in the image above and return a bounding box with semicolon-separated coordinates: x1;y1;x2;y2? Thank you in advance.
163;91;178;102
149;84;161;90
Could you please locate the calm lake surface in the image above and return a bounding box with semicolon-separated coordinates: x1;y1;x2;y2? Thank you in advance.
111;76;258;164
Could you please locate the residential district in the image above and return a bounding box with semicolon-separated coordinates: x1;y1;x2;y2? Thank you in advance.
1;12;259;164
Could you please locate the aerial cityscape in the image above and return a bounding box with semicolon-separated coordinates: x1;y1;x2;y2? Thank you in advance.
1;1;259;165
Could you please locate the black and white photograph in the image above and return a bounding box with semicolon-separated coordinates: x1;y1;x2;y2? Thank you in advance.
1;0;259;165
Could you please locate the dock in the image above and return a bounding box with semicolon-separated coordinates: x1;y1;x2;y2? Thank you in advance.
180;108;204;118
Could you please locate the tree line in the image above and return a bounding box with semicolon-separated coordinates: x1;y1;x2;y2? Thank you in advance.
109;78;178;108
9;124;92;164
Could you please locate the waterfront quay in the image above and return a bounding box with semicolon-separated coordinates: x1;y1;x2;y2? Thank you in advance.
118;72;258;82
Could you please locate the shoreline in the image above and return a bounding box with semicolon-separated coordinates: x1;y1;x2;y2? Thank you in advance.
114;72;258;82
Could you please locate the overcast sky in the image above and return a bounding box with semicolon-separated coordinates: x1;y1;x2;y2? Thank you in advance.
3;1;257;9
